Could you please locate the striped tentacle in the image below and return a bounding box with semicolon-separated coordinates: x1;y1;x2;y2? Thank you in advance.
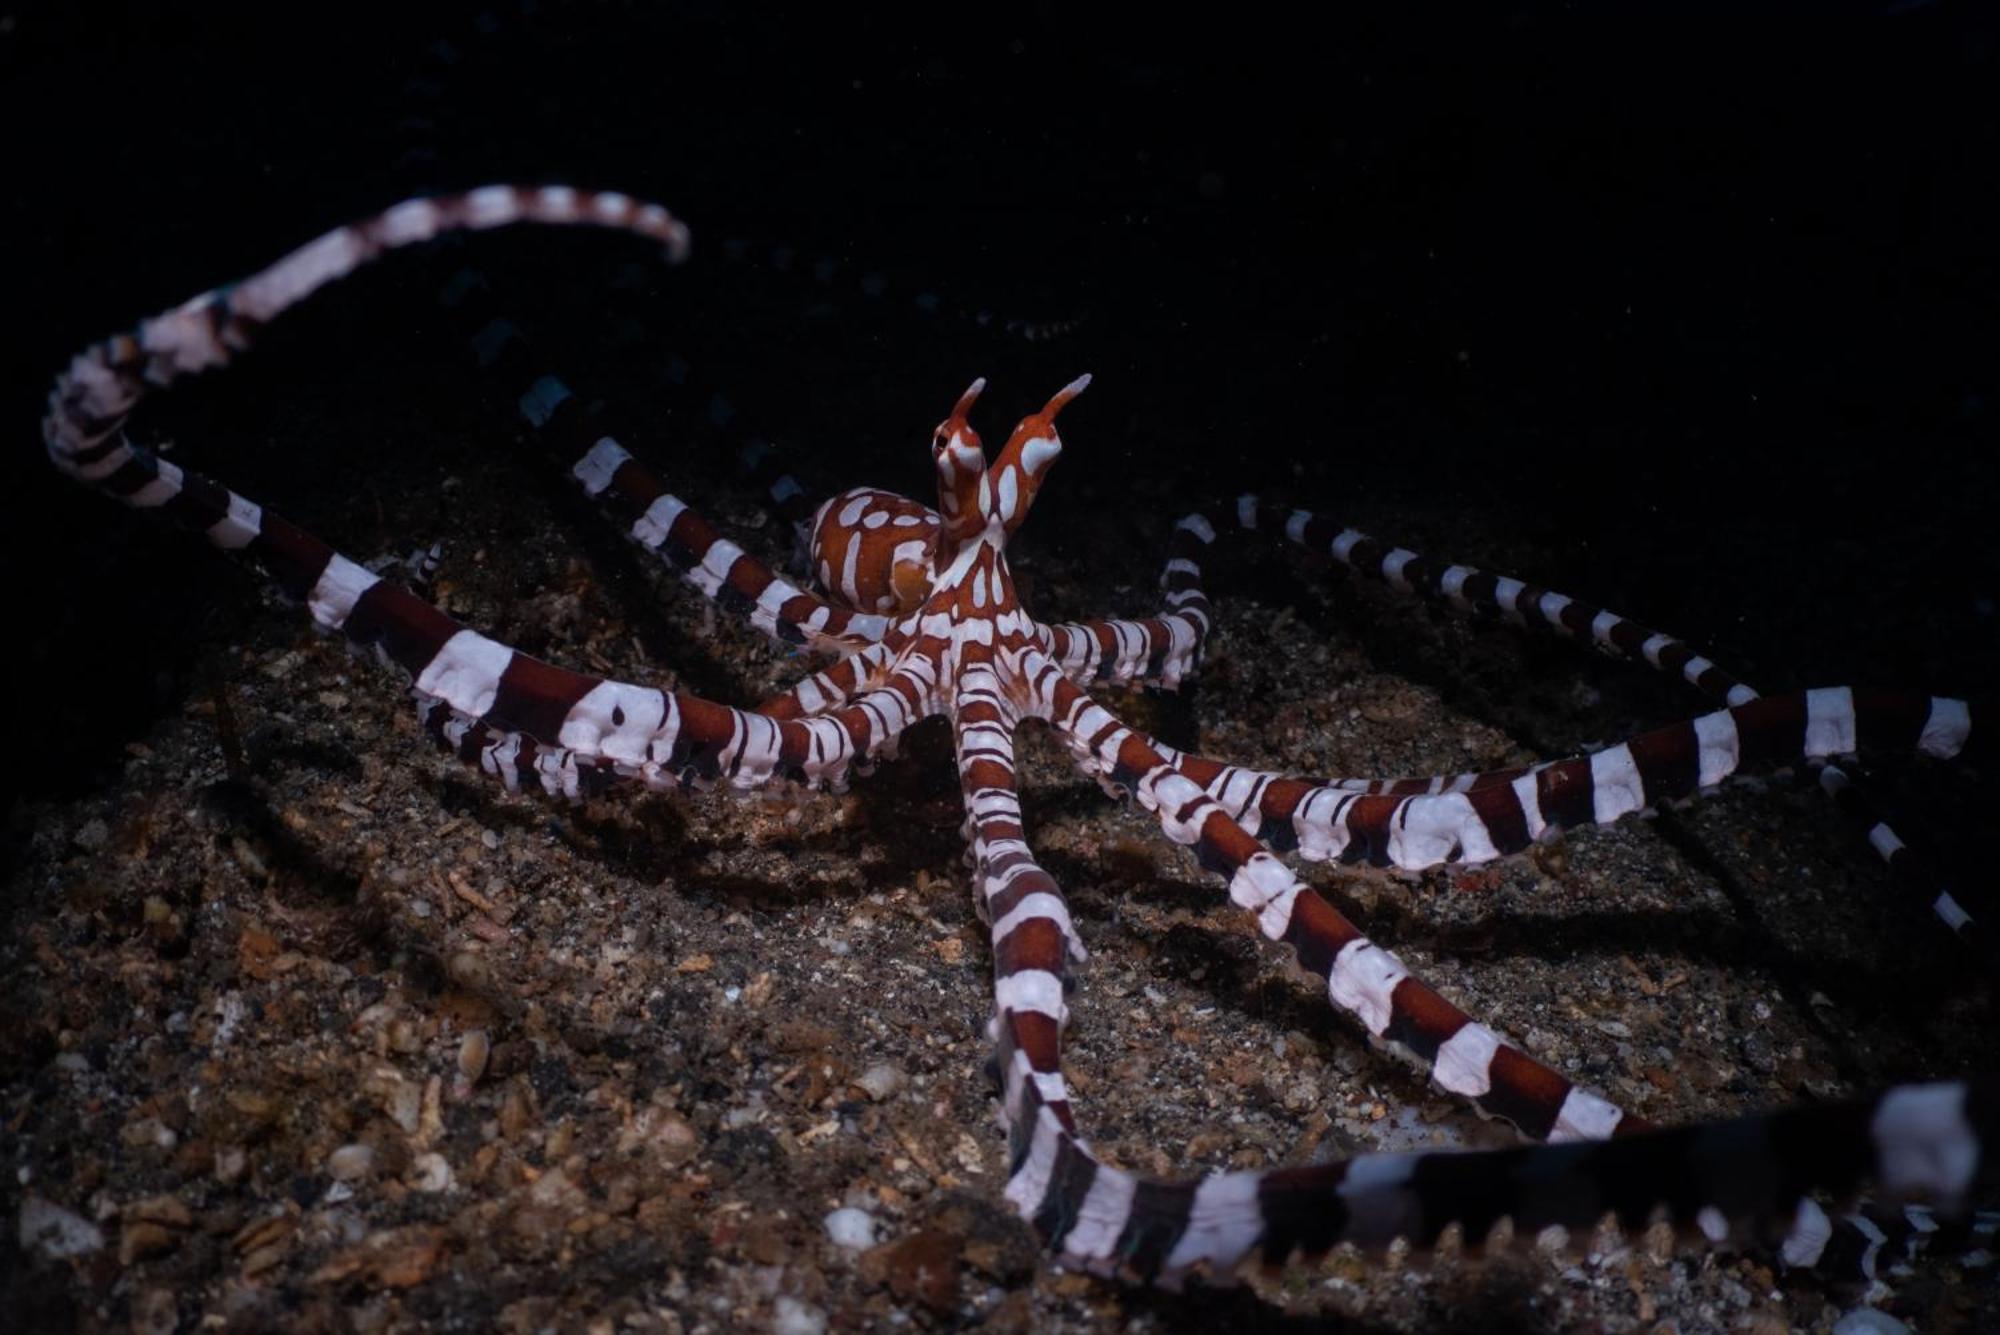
1239;497;1757;701
41;189;937;797
1816;763;1980;942
956;641;1085;1143
414;693;614;800
1040;505;1222;691
1818;1200;2000;1297
1003;1072;1992;1286
1161;689;1980;873
753;639;900;721
1013;649;1643;1146
572;437;892;651
45;186;687;481
1238;496;1986;944
68;432;912;795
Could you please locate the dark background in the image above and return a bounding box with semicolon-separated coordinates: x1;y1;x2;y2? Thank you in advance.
3;1;1996;820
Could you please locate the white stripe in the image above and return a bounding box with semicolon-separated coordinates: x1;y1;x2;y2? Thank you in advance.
518;374;570;427
1389;792;1498;868
688;538;745;598
989;892;1076;949
465;185;520;226
1681;654;1715;685
206;492;262;549
572;437;631;495
749;580;799;636
1226;856;1300;938
1338;1152;1416;1200
1780;1198;1833;1268
1381;548;1418;588
1492;576;1525;613
1847;1212;1889;1279
994;970;1066;1022
1639;633;1672;666
379;199;443;245
1693;710;1740;788
1061;1164;1138;1261
1164;1173;1262;1273
1550;1086;1623;1142
1866;822;1905;859
1330;528;1365;563
1934;892;1973;933
1538;591;1572;627
1804;686;1857;757
1440;565;1474;605
1285;509;1311;544
1326;939;1408;1035
1431;1023;1501;1097
1001;1113;1062;1217
126;459;185;509
1510;771;1547;841
1029;1069;1070;1106
1871;1084;1977;1198
231;227;365;322
1237;495;1257;528
1588;744;1645;824
1725;683;1760;706
1589;610;1622;645
1918;697;1971;759
561;680;668;764
307;554;380;629
414;630;514;718
532;185;580;220
1175;513;1216;543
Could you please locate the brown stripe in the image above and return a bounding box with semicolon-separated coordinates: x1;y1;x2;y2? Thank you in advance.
1381;978;1469;1064
1732;694;1808;772
342;582;459;673
1477;1045;1569;1140
1534;756;1595;832
1457;570;1499;609
1280;889;1365;977
160;469;231;532
1466;782;1532;855
250;512;336;601
486;654;599;743
1625;719;1701;807
1851;688;1929;755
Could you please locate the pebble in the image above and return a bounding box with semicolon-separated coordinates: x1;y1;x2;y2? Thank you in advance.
457;1029;490;1086
120;1221;179;1266
327;1143;377;1181
823;1206;877;1250
771;1296;827;1335
410;1152;454;1193
853;1062;906;1102
18;1196;104;1258
1833;1310;1913;1335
